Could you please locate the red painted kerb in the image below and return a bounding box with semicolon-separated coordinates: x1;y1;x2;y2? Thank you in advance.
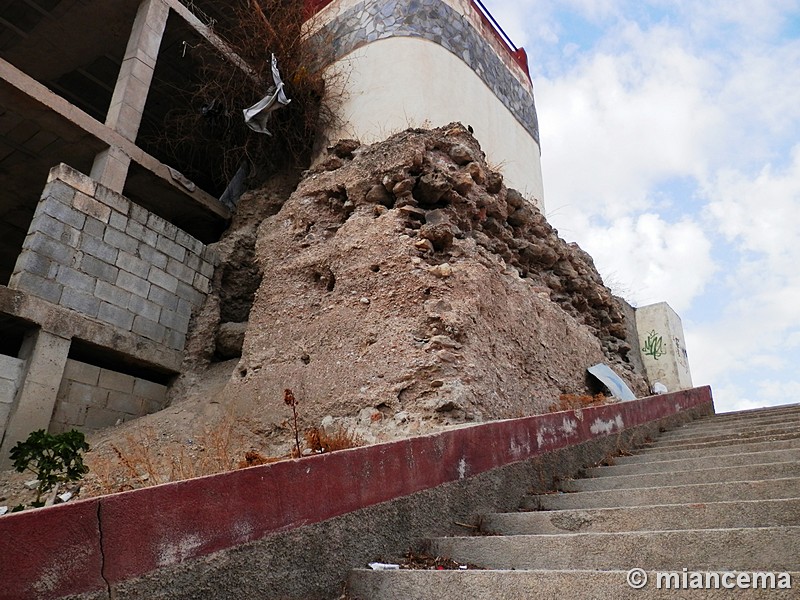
303;0;532;79
0;387;712;599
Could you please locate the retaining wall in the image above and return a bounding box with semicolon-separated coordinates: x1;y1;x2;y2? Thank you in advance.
49;359;168;434
0;354;24;435
0;386;713;600
9;164;216;352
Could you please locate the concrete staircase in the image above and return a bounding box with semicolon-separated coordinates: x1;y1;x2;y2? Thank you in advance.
348;404;800;598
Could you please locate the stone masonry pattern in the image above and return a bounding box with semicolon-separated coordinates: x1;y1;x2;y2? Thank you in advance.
50;359;168;433
316;0;540;143
9;164;216;351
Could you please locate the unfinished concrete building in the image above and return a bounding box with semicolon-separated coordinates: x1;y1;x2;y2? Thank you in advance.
0;0;548;460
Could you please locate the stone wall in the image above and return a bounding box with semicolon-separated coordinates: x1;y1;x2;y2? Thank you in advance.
9;164;216;352
0;354;24;435
50;359;168;434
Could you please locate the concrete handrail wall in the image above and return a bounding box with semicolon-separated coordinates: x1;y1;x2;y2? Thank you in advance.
0;386;712;599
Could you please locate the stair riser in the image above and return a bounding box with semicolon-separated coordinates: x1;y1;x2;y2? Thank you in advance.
657;424;800;444
348;570;800;600
483;498;800;535
586;449;800;477
523;478;800;510
562;462;800;492
640;432;800;453
648;429;800;449
430;528;799;571
659;418;800;439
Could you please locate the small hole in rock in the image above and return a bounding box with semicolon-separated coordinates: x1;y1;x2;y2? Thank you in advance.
370;265;380;273
240;369;248;378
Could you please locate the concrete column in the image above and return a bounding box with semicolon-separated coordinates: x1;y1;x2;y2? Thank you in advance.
105;0;169;142
635;302;693;393
91;146;132;194
0;330;71;469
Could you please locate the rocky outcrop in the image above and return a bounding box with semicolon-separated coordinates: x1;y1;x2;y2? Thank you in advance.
211;124;647;443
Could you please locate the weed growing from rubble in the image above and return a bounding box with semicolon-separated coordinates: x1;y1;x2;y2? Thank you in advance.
9;429;89;509
284;388;302;457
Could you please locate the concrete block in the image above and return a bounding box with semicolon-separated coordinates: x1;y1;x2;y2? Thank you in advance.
9;271;64;303
175;281;205;306
193;273;211;294
51;401;88;427
60;287;101;317
126;219;157;246
129;203;149;225
0;355;24;381
99;369;136;394
165;329;186;351
148;267;179;294
81;254;119;284
43;179;77;206
143;397;166;414
0;403;10;432
66;381;109;408
133;377;168;402
159;308;190;333
176;298;193;318
117;271;151;299
84;216;106;239
94;185;130;215
29;212;66;240
56;265;96;293
24;233;80;266
128;294;161;322
147;284;178;311
63;359;101;386
72;191;111;223
84;406;126;429
174;230;203;255
104;227;139;254
48;164;97;197
97;302;135;330
90;147;130;195
109;211;128;232
156;235;186;262
132;315;166;343
201;246;219;267
42;197;86;230
95;280;131;308
166;257;196;285
14;250;57;279
81;233;119;264
147;213;177;240
636;302;693;391
0;378;18;402
117;250;150;279
106;391;143;415
138;243;168;270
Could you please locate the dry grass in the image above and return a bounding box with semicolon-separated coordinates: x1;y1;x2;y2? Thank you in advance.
303;425;363;454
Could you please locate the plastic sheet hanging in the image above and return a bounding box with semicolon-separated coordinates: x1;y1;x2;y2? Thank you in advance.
242;54;291;135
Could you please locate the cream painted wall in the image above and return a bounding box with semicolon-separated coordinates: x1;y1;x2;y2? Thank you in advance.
324;36;545;208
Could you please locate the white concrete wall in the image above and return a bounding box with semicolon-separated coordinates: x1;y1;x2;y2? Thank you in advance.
635;302;693;392
324;36;545;207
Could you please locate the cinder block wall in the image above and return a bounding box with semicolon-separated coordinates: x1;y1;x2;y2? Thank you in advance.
0;354;24;434
9;164;216;352
50;359;168;433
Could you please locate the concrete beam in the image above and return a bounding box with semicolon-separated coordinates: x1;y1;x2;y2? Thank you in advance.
0;329;71;468
0;57;230;220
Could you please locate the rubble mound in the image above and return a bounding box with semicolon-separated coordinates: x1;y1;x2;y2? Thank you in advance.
217;123;647;443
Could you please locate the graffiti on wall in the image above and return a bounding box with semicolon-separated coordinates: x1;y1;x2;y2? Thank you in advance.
642;330;667;360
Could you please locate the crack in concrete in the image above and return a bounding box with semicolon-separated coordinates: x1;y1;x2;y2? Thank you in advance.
97;502;114;599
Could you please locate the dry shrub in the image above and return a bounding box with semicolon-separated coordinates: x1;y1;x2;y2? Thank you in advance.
153;0;341;193
549;393;610;413
302;425;363;455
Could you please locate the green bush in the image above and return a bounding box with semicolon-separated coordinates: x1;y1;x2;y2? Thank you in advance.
9;429;89;508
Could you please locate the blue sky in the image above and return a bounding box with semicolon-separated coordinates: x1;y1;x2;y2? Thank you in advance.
481;0;800;412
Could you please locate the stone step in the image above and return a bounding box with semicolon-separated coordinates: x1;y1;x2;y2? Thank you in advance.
481;498;800;535
616;438;800;463
639;431;800;453
522;478;800;510
348;569;800;600
561;461;800;492
658;421;800;442
428;527;799;572
704;403;800;418
586;448;800;477
645;428;800;449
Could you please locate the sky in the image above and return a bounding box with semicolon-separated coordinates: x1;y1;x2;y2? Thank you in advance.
480;0;800;413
